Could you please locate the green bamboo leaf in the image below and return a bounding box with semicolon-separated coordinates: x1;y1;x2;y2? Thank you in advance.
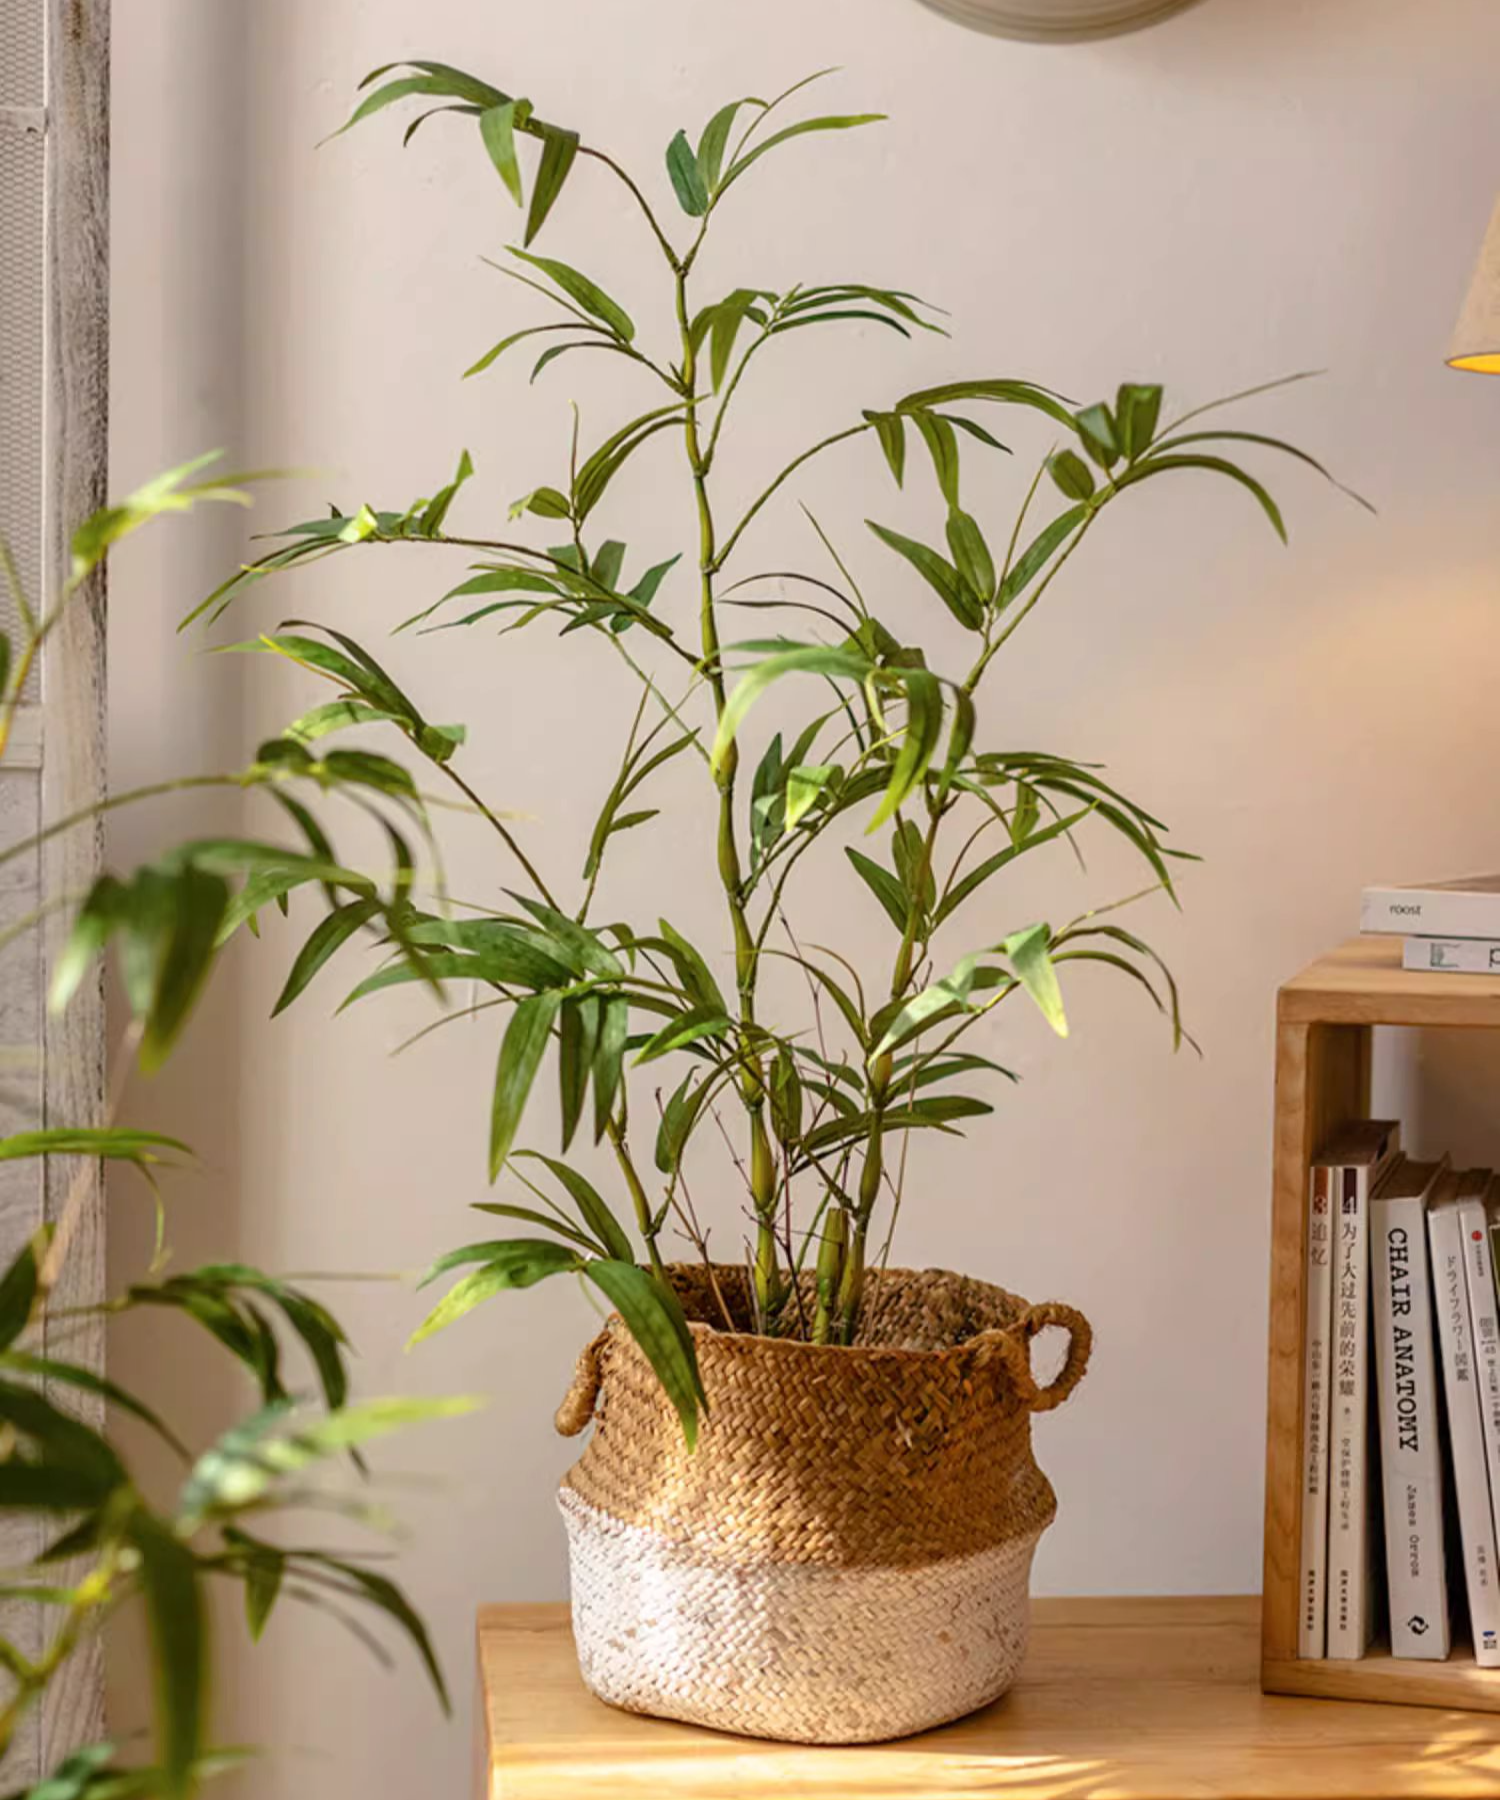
141;867;231;1073
633;1004;732;1066
654;1070;709;1174
1004;922;1067;1037
655;919;727;1013
872;954;980;1057
489;993;563;1179
1146;429;1372;512
665;129;709;216
289;1547;454;1713
468;1203;599;1253
513;1152;633;1261
524;124;580;246
1048;450;1095;502
1122;452;1286;542
0;1128;190;1166
1075;403;1120;469
1;1350;189;1459
696;97;763;190
945;508;995;604
410;1249;576;1346
718;113;886;195
479;100;524;205
510;895;624;981
909;411;960;506
866;522;981;630
710;644;868;777
583;1261;704;1447
327;74;469;140
863;410;906;486
868;669;944;831
1115;383;1163;461
508;247;632;342
556;996;599;1153
242;1541;283;1641
898;377;1079;434
708;290;766;392
0;1236;39;1351
592;994;628;1141
127;1510;204;1800
996;505;1088;610
844;848;908;932
785;762;839;829
935;804;1093;925
271;898;381;1017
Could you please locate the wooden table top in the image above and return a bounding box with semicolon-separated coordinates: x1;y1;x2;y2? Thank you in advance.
475;1596;1500;1799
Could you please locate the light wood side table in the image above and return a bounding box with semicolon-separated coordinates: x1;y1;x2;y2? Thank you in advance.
474;1594;1500;1798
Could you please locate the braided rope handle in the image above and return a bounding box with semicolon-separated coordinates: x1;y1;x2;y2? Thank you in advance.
982;1301;1092;1412
554;1330;610;1436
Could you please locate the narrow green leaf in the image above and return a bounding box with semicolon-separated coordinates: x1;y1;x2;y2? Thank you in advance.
508;247;631;341
410;1241;580;1345
996;505;1087;610
710;644;868;777
910;411;960;506
785;762;839;829
696;98;762;191
513;1153;633;1262
868;669;944;831
271;898;381;1017
1048;450;1096;502
1123;453;1286;542
243;1542;283;1641
656;919;727;1013
0;1237;39;1351
1115;383;1163;461
844;848;909;932
593;994;628;1141
665;129;709;215
556;996;599;1153
945;508;995;604
141;867;231;1073
864;410;906;486
1005;922;1067;1037
718;113;886;194
583;1262;704;1447
479;100;524;205
633;1004;732;1066
1074;403;1120;469
127;1510;203;1800
866;522;981;630
489;993;563;1179
524;124;580;246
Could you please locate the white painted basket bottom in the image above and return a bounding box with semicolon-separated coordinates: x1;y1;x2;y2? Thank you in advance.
560;1488;1043;1743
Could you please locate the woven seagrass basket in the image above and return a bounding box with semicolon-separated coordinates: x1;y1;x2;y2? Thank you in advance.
554;1263;1091;1744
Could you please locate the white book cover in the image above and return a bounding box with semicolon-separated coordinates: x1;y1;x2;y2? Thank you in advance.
1325;1122;1401;1659
1403;938;1500;975
1363;875;1500;941
1464;1174;1500;1608
1429;1180;1500;1667
1370;1158;1450;1658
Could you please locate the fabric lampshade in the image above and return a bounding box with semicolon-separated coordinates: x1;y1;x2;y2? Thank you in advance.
1449;195;1500;374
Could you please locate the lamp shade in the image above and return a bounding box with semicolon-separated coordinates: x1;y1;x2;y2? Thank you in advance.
1449;195;1500;374
915;0;1199;40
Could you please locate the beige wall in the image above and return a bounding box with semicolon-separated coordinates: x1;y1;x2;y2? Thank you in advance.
108;0;1500;1792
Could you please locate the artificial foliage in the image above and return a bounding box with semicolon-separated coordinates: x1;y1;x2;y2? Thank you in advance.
0;59;1358;1796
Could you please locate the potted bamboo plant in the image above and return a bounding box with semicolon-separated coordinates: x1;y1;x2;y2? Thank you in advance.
62;59;1356;1746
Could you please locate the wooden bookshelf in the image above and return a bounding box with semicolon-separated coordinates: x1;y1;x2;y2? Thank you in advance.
1263;934;1500;1710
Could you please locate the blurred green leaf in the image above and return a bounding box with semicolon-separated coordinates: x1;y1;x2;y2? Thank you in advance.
490;993;563;1179
126;1509;204;1800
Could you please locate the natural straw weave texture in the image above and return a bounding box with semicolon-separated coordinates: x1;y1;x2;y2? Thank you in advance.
556;1264;1090;1742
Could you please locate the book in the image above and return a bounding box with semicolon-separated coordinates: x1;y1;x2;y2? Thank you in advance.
1403;938;1500;975
1464;1172;1500;1605
1320;1120;1401;1659
1363;876;1500;941
1429;1172;1500;1667
1370;1156;1450;1658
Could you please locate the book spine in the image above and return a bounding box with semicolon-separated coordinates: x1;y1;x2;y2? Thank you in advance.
1370;1192;1450;1658
1462;1193;1500;1599
1299;1164;1335;1658
1363;888;1500;939
1429;1202;1500;1666
1403;938;1500;975
1328;1164;1375;1658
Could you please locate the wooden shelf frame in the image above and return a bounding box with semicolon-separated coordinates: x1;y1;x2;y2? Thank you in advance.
1262;935;1500;1710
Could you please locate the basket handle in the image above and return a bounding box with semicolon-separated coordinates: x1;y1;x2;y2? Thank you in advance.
554;1330;609;1436
987;1301;1092;1413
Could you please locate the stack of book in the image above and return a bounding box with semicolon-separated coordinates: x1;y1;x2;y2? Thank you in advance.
1363;876;1500;974
1300;1119;1500;1664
